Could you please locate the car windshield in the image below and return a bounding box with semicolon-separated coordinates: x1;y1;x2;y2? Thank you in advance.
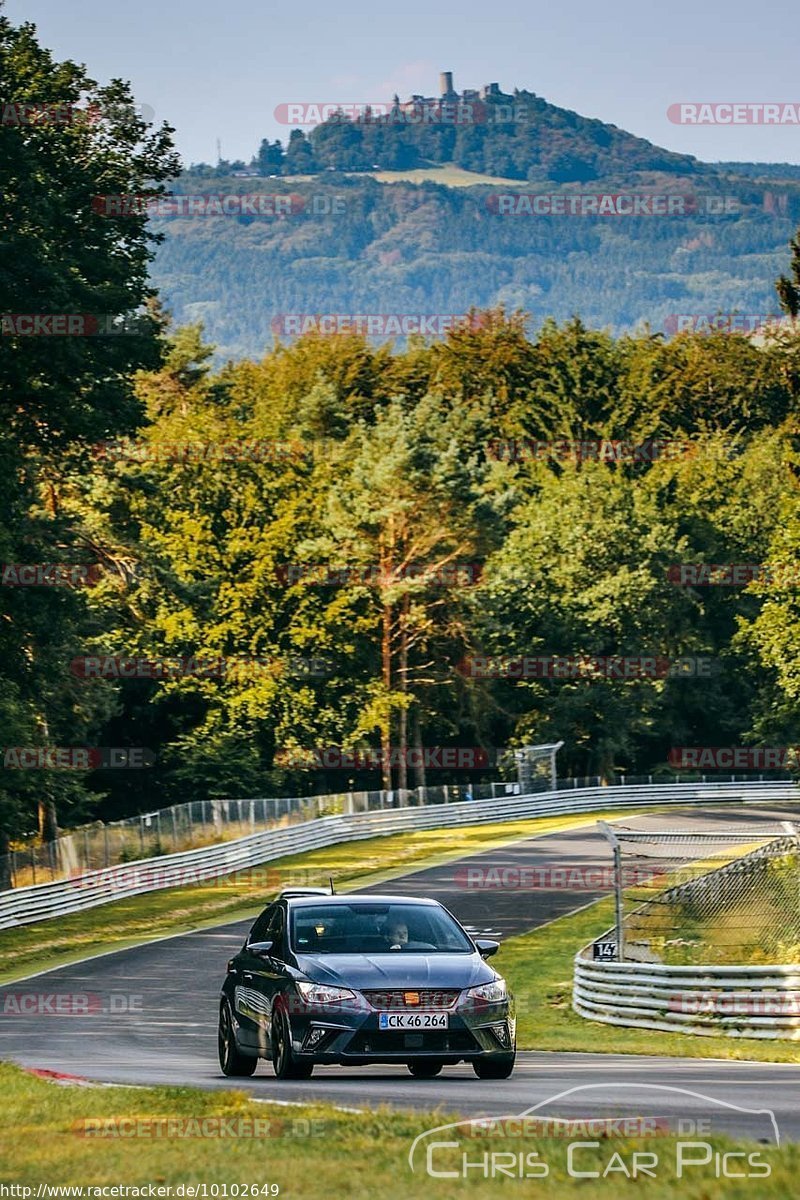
290;902;473;955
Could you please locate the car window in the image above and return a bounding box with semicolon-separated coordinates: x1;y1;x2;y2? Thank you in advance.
248;904;276;946
265;906;286;958
290;903;472;954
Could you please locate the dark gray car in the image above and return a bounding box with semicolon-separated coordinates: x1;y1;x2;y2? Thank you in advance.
218;893;516;1080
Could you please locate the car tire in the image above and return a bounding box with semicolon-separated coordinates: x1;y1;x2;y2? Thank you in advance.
271;1007;314;1080
407;1060;444;1078
473;1055;515;1080
218;1000;257;1077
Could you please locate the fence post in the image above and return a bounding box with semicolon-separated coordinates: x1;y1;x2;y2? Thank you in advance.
598;821;624;962
104;823;110;867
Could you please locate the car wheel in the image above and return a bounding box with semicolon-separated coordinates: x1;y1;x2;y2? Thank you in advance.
407;1060;444;1078
473;1055;515;1080
218;1000;257;1077
271;1007;314;1080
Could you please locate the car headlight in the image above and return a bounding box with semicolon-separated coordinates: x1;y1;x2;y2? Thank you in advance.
295;982;358;1006
463;979;508;1003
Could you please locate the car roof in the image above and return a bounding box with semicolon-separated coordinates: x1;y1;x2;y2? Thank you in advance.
283;894;440;908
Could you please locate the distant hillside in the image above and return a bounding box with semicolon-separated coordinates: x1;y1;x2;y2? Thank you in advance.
155;74;800;361
714;162;800;180
187;73;706;184
151;169;800;362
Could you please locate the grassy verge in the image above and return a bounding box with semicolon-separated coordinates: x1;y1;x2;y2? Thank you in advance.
501;896;800;1063
0;809;636;983
1;1061;796;1196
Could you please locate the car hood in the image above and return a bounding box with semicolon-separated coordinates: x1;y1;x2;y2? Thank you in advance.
294;952;498;990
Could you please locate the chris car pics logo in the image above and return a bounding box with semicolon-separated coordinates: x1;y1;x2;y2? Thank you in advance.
408;1084;779;1180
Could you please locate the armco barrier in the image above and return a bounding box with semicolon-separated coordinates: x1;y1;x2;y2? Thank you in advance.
574;954;800;1039
1;780;798;930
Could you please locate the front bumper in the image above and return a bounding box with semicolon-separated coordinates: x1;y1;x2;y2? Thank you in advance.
283;994;516;1064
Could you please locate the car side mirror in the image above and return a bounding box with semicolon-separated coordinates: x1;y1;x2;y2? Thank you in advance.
475;938;499;959
247;940;274;956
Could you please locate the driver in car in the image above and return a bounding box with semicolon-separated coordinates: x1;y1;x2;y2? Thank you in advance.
385;919;409;949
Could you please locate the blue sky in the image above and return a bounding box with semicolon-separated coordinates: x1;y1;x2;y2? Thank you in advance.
7;0;800;167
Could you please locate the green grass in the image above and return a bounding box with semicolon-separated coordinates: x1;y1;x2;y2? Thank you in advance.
501;896;800;1063
1;1061;796;1196
0;809;636;983
367;164;523;187
281;164;524;187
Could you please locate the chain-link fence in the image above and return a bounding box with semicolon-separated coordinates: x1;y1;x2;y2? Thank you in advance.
4;768;795;892
598;821;800;966
1;779;528;890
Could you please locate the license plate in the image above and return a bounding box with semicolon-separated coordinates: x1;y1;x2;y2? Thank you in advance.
378;1011;449;1030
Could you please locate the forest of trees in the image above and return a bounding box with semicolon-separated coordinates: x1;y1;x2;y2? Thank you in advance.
149;172;800;363
5;10;800;855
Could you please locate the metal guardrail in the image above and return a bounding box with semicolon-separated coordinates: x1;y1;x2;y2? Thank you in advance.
574;813;800;1040
1;779;798;930
573;956;800;1040
6;771;792;889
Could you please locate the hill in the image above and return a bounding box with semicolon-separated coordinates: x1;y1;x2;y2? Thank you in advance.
153;75;800;360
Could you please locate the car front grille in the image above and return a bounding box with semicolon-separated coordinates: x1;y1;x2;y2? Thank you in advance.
362;988;461;1010
345;1029;478;1055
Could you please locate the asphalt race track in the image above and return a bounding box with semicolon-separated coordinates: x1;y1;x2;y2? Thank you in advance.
2;804;800;1143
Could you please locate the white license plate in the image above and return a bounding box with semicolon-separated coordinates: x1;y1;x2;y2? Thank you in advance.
378;1011;449;1030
